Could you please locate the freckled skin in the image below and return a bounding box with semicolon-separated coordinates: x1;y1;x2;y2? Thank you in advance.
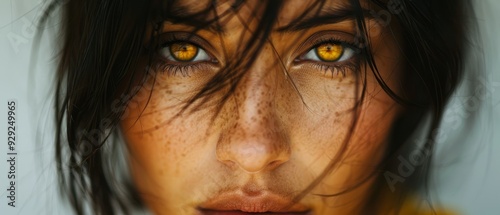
120;0;403;214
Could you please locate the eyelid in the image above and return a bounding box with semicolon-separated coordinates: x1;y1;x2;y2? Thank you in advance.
289;31;361;78
300;44;355;63
293;32;359;65
152;32;217;56
149;32;221;76
293;30;360;58
153;32;214;48
159;43;211;62
153;32;219;64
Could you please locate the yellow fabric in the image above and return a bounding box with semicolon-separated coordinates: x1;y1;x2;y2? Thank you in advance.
376;190;459;215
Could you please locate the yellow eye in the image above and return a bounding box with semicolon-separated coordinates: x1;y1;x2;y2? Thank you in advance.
169;43;199;62
315;43;344;62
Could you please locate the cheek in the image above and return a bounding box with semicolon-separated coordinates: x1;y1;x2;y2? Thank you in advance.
120;70;217;171
119;81;218;209
290;41;402;199
291;87;399;176
294;84;399;212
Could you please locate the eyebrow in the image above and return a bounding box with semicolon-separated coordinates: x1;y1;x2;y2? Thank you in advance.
162;4;374;34
162;19;224;34
161;4;227;33
276;7;374;32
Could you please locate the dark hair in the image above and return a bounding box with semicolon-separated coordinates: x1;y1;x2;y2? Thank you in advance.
39;0;474;214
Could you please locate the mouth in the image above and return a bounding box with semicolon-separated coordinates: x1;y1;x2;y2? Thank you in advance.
197;209;312;215
197;191;312;215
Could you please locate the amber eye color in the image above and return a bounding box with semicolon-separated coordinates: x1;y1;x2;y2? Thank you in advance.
169;42;199;62
315;43;344;62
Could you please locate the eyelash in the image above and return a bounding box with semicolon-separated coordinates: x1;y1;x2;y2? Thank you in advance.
152;39;214;76
152;37;360;77
154;63;209;77
298;38;360;77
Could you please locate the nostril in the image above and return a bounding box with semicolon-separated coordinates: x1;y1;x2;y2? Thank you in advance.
217;157;238;169
267;160;280;169
215;110;291;173
216;139;291;173
268;158;289;171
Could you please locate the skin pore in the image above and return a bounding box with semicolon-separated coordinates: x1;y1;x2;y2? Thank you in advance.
120;0;403;214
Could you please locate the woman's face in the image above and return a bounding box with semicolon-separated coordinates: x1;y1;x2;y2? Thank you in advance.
120;0;402;214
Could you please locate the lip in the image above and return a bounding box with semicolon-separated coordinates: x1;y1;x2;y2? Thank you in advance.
197;191;312;215
197;210;311;215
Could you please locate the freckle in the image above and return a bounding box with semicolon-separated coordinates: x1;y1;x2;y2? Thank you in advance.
163;143;171;153
335;112;340;117
155;125;159;129
336;86;340;90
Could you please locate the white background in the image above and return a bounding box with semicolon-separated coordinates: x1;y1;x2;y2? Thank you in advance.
0;0;499;214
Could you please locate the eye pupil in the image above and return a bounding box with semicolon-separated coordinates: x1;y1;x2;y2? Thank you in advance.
315;43;344;62
169;43;199;61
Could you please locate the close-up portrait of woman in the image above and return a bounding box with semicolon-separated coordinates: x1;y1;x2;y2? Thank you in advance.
1;0;499;214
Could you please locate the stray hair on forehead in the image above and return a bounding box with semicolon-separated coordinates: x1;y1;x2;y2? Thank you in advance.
34;0;474;214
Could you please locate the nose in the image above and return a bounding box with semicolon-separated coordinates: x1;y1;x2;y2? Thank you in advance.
215;47;291;173
216;113;291;173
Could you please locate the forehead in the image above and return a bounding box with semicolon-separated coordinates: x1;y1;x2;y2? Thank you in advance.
167;0;360;27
